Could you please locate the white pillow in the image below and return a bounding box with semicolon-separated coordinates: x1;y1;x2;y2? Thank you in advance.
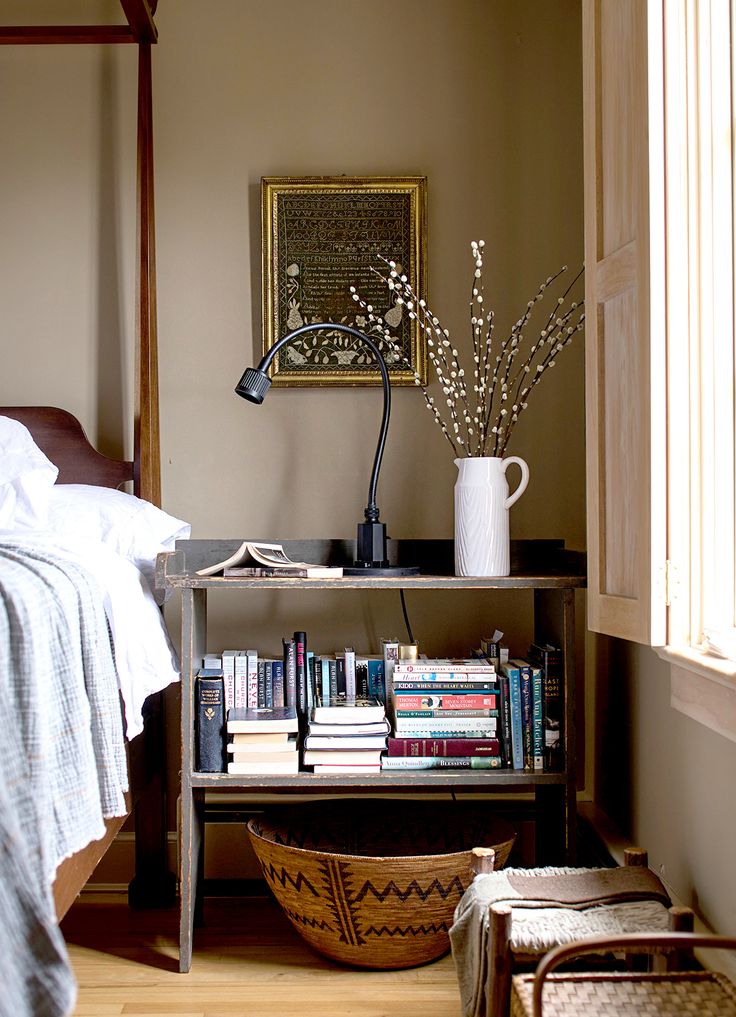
45;484;191;603
0;416;59;528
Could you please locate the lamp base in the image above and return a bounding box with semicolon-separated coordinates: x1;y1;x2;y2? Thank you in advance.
343;564;420;577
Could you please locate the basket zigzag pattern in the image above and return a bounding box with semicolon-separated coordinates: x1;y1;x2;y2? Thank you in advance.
320;857;365;946
354;874;467;904
282;906;333;932
259;859;320;897
363;922;451;939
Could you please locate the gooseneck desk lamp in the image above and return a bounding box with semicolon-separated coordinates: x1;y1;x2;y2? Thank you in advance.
235;322;419;577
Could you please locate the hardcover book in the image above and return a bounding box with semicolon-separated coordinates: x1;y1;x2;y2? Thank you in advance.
528;642;563;771
510;658;533;770
311;694;385;725
496;670;513;768
302;748;383;766
500;661;524;770
221;650;237;712
229;743;298;763
227;756;300;775
227;736;298;756
394;708;498;719
196;670;226;772
392;658;495;675
392;693;498;710
245;648;258;709
294;630;308;719
386;736;501;757
282;638;297;710
381;755;503;769
530;662;544;770
367;657;386;701
226;705;299;734
303;734;388;750
306;719;390;736
343;647;356;699
391;679;498;691
228;730;292;745
392;715;497;732
234;650;248;709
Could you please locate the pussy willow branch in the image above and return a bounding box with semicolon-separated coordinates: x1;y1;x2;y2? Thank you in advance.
352;243;584;458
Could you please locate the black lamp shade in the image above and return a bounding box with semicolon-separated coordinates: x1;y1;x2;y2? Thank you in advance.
235;367;271;404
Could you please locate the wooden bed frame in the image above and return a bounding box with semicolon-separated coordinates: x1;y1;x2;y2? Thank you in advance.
0;1;169;919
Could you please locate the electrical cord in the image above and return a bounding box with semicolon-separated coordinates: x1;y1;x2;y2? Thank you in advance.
399;588;415;644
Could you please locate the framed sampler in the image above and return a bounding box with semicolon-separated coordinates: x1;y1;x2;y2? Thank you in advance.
261;176;427;387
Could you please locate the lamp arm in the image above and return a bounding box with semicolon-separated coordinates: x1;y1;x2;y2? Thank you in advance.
257;323;391;523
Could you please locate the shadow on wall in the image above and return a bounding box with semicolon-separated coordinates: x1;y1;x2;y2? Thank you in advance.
595;633;633;834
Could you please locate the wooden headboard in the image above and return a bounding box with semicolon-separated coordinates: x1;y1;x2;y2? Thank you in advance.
0;406;134;490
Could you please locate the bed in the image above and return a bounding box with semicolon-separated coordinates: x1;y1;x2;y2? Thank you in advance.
0;406;189;1015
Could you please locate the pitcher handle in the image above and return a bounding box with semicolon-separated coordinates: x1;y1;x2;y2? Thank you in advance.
503;456;529;509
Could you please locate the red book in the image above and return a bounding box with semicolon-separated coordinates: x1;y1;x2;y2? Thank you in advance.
386;736;501;757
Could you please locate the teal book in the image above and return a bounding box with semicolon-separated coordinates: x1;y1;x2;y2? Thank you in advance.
367;658;386;702
500;662;524;770
511;658;533;771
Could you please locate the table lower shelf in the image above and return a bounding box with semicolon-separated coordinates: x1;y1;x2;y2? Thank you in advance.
189;770;572;790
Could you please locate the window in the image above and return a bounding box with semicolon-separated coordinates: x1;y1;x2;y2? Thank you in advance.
665;0;735;652
583;0;736;738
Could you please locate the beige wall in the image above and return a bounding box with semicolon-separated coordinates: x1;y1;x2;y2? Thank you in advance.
595;639;736;937
1;0;585;647
1;0;586;867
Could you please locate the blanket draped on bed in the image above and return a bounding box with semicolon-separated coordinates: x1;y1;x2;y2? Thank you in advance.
0;544;129;1017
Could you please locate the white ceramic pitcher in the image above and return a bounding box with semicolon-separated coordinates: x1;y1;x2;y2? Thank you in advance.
454;455;530;577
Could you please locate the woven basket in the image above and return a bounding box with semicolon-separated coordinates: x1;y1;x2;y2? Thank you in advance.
246;798;515;969
512;971;736;1017
510;932;736;1017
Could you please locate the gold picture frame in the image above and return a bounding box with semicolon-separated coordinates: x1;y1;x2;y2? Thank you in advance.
261;176;427;386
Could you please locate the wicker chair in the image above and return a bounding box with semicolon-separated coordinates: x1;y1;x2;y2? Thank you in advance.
450;848;694;1017
511;932;736;1017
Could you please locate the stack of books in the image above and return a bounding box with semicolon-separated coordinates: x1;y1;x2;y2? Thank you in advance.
302;695;389;773
226;705;300;774
383;658;503;770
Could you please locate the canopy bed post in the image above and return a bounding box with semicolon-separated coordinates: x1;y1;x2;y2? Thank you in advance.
131;4;161;508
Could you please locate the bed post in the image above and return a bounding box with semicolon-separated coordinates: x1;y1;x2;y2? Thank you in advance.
129;25;174;909
134;36;161;508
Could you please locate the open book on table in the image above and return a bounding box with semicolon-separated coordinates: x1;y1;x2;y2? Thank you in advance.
195;540;344;578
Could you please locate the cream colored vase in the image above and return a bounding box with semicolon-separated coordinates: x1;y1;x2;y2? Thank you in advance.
454;456;529;577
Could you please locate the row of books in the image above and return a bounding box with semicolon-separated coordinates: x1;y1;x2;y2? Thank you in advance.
197;686;389;775
195;640;563;774
385;656;502;770
384;645;563;772
199;632;406;717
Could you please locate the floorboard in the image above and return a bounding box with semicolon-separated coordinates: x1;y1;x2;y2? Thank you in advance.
61;893;463;1017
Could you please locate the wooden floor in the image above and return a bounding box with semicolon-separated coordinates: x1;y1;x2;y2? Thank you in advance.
61;892;464;1017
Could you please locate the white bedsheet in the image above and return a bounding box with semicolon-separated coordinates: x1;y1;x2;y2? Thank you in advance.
0;529;180;738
